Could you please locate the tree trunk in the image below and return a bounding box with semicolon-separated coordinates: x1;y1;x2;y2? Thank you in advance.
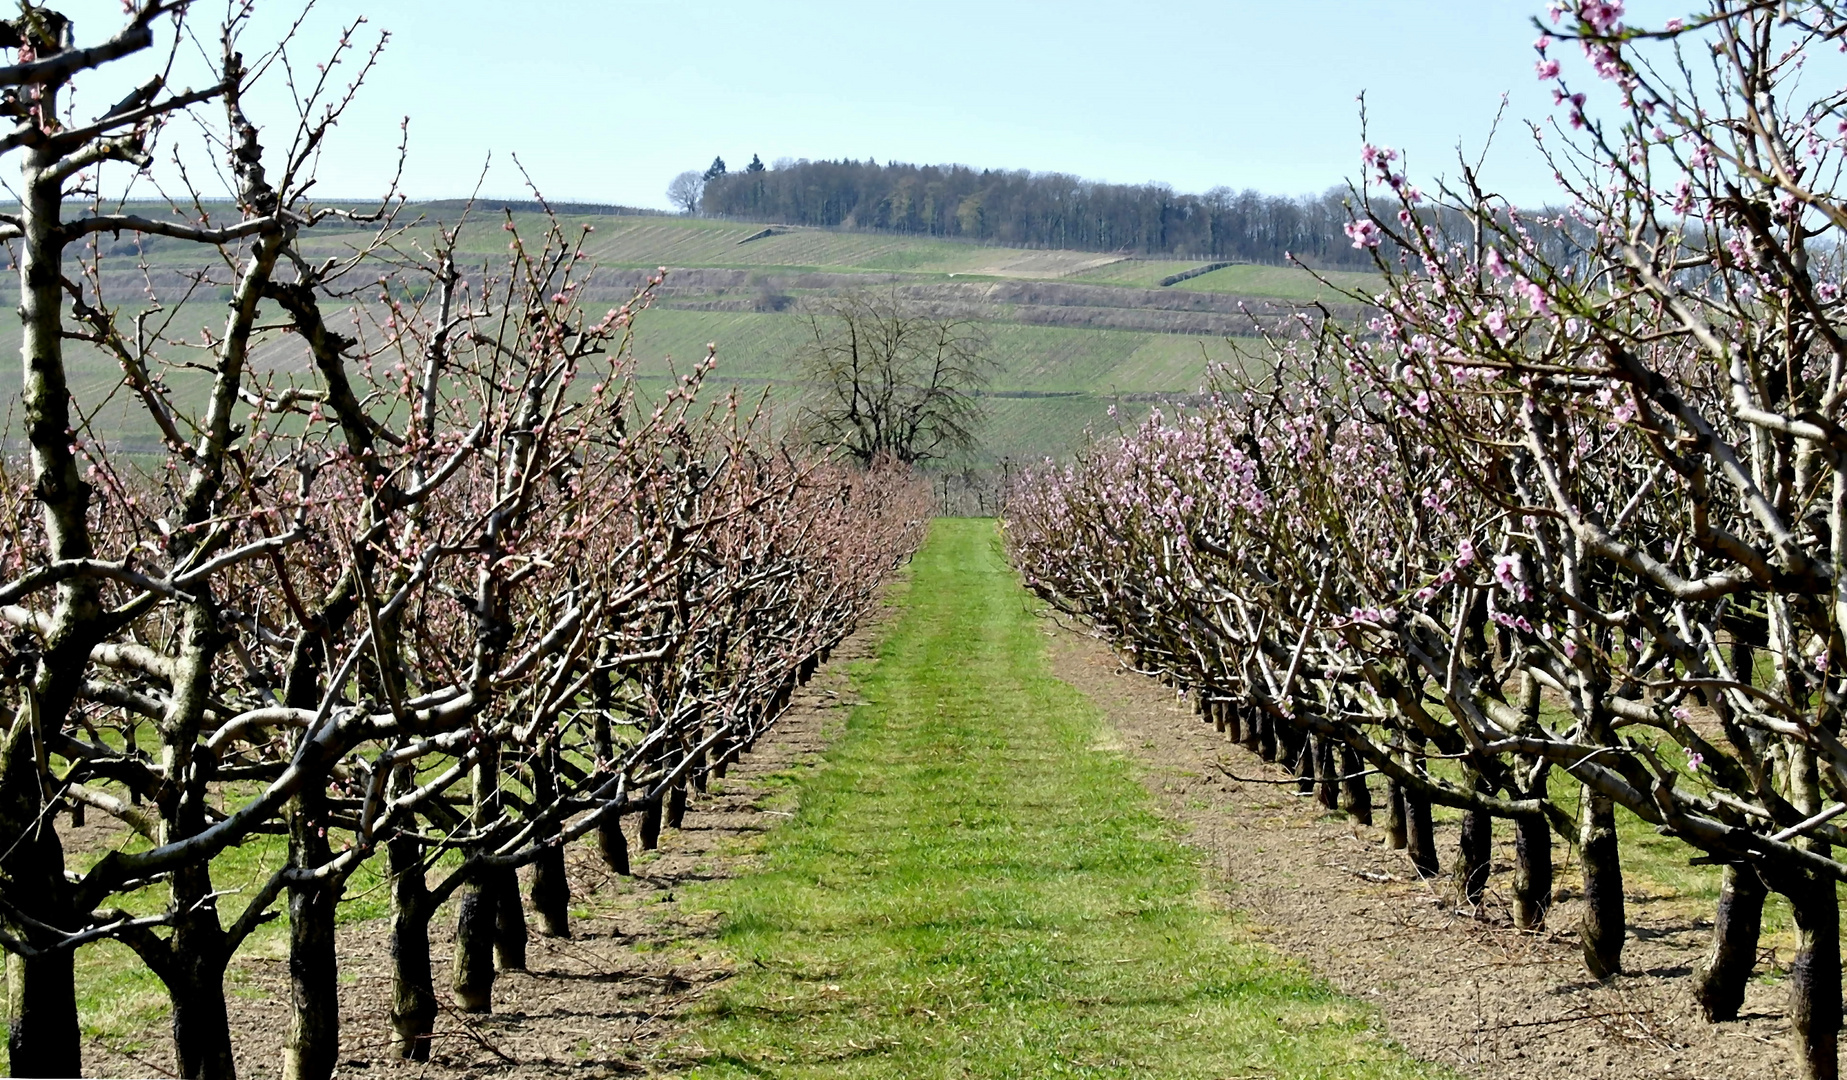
1694;863;1765;1023
640;797;663;851
1787;871;1841;1080
598;810;631;875
1455;806;1492;907
1285;726;1313;795
1404;736;1438;877
1337;742;1371;824
1237;703;1259;755
169;866;236;1080
0;734;80;1080
1578;790;1625;980
387;819;436;1061
531;841;571;938
667;778;688;830
283;788;339;1080
528;744;570;938
493;866;527;971
1383;776;1408;850
1256;709;1276;762
451;872;498;1013
1313;736;1339;811
1454;766;1493;908
5;947;79;1079
1513;811;1553;930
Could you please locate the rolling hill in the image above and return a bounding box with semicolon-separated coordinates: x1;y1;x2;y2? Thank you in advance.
1;206;1378;466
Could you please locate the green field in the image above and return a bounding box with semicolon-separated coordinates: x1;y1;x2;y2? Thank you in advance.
1;209;1333;465
673;519;1445;1078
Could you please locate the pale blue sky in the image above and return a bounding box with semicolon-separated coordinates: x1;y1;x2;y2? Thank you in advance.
51;1;1691;210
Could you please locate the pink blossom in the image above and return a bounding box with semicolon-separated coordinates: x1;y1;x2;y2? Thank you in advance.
1579;0;1624;34
1484;248;1510;278
1515;276;1550;315
1456;540;1476;567
1344;219;1382;249
1536;58;1561;79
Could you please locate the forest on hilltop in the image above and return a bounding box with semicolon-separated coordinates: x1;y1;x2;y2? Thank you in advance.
700;158;1377;267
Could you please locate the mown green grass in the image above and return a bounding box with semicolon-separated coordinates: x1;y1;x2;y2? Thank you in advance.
670;518;1445;1079
1172;264;1382;300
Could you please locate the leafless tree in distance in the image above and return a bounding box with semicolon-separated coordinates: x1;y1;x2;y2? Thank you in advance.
797;290;992;467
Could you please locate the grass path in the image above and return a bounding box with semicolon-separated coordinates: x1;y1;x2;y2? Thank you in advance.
673;519;1444;1078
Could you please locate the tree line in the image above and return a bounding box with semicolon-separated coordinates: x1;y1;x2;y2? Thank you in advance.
699;158;1384;267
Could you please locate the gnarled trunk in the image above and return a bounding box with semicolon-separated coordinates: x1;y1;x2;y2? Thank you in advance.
1383;776;1408;850
494;867;527;971
1337;742;1371;825
640;797;663;851
169;866;236;1080
387;813;436;1060
1313;736;1339;811
598;810;631;875
283;788;339;1080
1694;862;1765;1023
1577;790;1624;980
451;873;498;1013
5;946;79;1079
1512;810;1553;930
1786;870;1841;1080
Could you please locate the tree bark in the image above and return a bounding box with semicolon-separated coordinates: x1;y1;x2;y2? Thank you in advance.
1255;709;1276;762
640;797;663;851
494;867;527;971
1694;863;1765;1023
667;778;688;830
1513;810;1553;930
283;786;339;1080
1454;770;1492;908
528;744;570;938
1383;776;1408;850
387;816;436;1060
451;873;498;1013
1313;736;1339;811
169;865;236;1080
1337;742;1371;825
1578;789;1625;980
531;843;571;938
1787;870;1841;1080
5;946;79;1079
1404;736;1439;878
1284;725;1312;795
598;810;631;875
454;745;501;1011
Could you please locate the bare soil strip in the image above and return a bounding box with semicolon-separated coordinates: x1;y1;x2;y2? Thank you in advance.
83;615;890;1080
1043;623;1796;1080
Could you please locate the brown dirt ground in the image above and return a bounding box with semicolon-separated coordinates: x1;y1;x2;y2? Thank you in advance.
1041;622;1799;1080
82;610;890;1080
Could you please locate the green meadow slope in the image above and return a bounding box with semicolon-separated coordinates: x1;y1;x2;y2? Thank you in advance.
0;208;1375;464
